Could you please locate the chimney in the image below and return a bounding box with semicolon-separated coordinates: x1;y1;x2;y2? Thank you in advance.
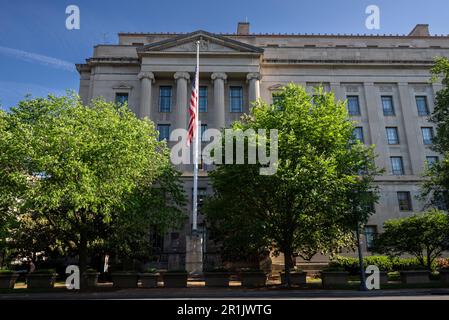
237;22;250;35
408;24;430;37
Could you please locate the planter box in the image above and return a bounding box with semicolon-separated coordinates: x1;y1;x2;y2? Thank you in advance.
321;271;349;288
281;271;307;286
163;273;188;288
139;273;159;288
240;272;267;287
439;270;449;284
0;273;19;289
204;272;230;287
111;272;139;288
83;272;99;288
26;273;57;289
400;270;430;284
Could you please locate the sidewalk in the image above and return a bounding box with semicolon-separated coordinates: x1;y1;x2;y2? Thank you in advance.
2;287;449;300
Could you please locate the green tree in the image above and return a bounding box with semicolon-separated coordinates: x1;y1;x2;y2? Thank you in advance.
0;94;186;279
374;210;449;272
422;57;449;208
204;84;380;286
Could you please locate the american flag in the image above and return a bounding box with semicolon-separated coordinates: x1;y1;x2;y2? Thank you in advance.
187;67;199;146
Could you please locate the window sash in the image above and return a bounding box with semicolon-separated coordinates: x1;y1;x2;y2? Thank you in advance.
201;124;208;142
199;86;208;112
230;87;243;112
157;124;170;141
386;127;399;144
381;96;395;116
353;127;364;143
347;96;360;115
391;157;404;175
422;127;433;145
397;192;412;211
416;96;429;116
115;93;129;105
159;86;172;112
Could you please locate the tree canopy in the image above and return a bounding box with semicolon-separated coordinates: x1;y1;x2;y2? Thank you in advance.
204;84;380;284
0;94;186;276
374;210;449;272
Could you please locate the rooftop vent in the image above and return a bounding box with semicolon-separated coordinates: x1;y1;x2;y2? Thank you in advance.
408;24;430;37
237;22;250;35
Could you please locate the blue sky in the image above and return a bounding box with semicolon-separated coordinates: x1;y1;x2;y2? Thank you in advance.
1;0;449;110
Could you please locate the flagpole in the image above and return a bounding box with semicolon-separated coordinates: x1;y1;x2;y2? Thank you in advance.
192;40;200;233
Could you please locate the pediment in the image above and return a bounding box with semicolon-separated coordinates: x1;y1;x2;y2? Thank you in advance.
137;30;263;54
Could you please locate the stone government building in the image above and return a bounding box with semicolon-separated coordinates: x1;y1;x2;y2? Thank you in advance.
76;22;449;270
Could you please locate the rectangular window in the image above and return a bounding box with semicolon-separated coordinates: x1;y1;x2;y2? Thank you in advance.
157;124;170;141
199;86;208;113
386;127;399;145
416;96;429;116
364;226;377;251
159;86;172;112
272;93;282;108
230;86;243;113
353;127;364;143
115;92;129;105
347;96;361;116
390;156;404;175
201;124;208;142
397;191;413;211
426;156;439;168
421;127;434;145
381;96;395;116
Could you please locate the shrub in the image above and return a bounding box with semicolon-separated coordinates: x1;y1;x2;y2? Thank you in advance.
436;258;449;270
143;267;158;273
328;255;436;274
0;269;16;275
32;269;56;274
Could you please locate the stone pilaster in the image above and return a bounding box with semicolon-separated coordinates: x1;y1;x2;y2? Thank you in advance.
138;71;155;119
211;72;227;129
174;72;190;131
363;82;388;171
398;82;423;175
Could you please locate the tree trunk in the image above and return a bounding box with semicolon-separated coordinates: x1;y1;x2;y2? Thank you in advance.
283;247;294;288
426;249;432;273
79;230;88;289
356;226;367;291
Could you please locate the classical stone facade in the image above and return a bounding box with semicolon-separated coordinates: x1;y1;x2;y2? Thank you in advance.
77;22;449;268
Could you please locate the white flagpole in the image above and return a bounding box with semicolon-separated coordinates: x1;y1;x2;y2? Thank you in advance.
192;40;200;232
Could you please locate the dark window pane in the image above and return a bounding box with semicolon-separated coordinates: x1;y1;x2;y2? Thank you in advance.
115;92;129;105
230;86;243;112
421;127;434;145
199;86;208;113
159;86;172;112
391;157;404;175
426;156;438;168
364;226;377;251
157;124;170;141
347;96;360;115
416;96;429;116
397;191;412;211
353;127;364;143
386;127;399;145
381;96;395;116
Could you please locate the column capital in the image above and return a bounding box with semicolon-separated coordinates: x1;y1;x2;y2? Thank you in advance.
246;72;261;82
211;72;227;81
174;71;190;81
138;71;155;82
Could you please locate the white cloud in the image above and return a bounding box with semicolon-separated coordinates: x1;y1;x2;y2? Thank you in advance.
0;46;76;72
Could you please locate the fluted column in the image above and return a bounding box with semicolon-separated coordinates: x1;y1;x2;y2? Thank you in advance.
138;72;155;119
211;72;227;129
174;72;190;130
247;72;261;104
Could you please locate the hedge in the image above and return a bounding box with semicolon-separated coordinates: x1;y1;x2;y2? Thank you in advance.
328;255;435;274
